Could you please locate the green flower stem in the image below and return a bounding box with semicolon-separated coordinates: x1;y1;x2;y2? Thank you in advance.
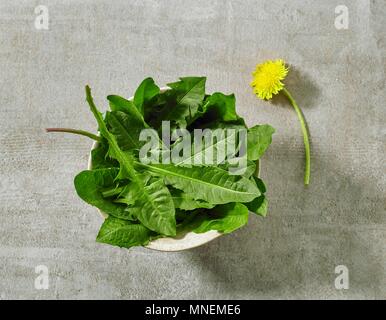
45;128;101;142
282;87;311;185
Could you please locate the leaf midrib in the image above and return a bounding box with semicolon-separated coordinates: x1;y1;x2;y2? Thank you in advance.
139;163;257;197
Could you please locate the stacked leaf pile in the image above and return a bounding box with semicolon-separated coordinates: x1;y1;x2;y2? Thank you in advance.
70;77;274;248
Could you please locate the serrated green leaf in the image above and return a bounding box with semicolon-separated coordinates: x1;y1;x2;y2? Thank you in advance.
246;195;268;217
140;163;260;204
96;216;154;248
165;77;206;127
175;128;237;166
105;110;147;151
244;176;268;217
193;203;249;234
134;77;160;115
127;179;176;236
91;138;119;169
74;168;131;220
252;176;266;193
247;124;275;160
201;92;238;122
218;160;257;178
107;95;136;114
170;188;215;210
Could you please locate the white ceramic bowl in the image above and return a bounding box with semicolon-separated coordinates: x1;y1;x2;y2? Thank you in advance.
87;89;258;251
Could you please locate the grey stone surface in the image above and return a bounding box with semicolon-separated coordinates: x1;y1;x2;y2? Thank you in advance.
0;0;385;299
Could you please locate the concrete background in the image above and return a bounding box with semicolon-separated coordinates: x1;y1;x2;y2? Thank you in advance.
0;0;385;299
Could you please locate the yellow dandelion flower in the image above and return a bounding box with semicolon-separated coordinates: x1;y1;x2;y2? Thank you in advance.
250;59;288;100
250;59;311;185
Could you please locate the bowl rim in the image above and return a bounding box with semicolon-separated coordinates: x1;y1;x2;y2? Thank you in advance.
88;88;259;252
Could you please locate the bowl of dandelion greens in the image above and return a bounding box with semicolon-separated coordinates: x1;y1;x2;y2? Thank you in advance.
47;76;274;251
